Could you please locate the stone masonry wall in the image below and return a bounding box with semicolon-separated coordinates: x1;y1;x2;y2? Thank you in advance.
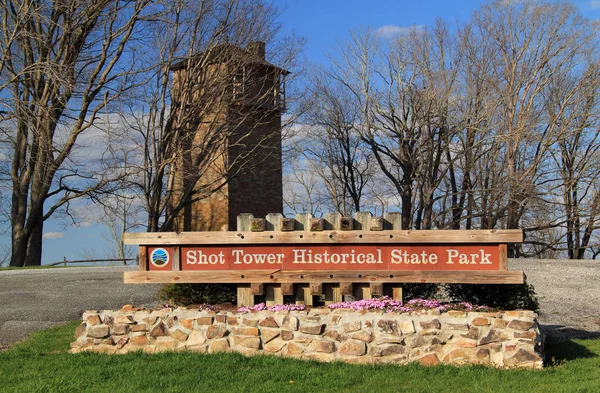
71;306;544;369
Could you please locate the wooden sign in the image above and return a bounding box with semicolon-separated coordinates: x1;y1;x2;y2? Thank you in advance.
147;244;502;271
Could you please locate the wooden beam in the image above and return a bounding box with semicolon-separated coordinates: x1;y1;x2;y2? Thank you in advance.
281;282;294;296
124;270;525;284
124;229;524;245
340;282;353;296
251;283;265;295
310;282;323;295
370;282;383;296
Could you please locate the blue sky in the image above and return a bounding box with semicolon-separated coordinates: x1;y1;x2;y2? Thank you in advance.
19;0;600;265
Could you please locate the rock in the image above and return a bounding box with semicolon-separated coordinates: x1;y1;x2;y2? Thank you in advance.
226;317;238;326
342;321;361;333
149;322;168;338
242;318;258;327
131;323;149;332
299;324;324;335
314;340;335;353
351;330;373;343
399;320;415;335
261;329;279;344
215;315;226;324
116;315;136;324
339;340;367;356
282;316;299;331
378;345;406;357
446;323;469;331
206;325;228;339
172;329;189;342
294;335;313;345
376;335;405;345
471;318;490;326
464;327;479;340
232;327;259;336
478;329;509;345
447;311;466;318
112;324;130;336
286;342;304;356
259;317;279;328
421;329;440;336
507;319;535;331
492;319;508;328
514;331;537;340
236;336;261;349
263;339;286;353
186;330;206;347
196;317;213;326
155;337;179;352
330;315;342;324
130;336;148;346
88;324;110;339
443;349;468;363
180;319;194;330
103;315;114;326
323;330;340;341
281;330;294;341
504;349;542;367
74;322;87;339
115;337;129;350
407;334;427;348
86;315;102;326
416;353;440;366
377;319;398;334
476;348;490;360
209;338;230;353
420;319;441;330
456;338;477;348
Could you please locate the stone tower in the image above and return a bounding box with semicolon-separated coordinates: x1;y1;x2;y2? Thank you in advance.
170;41;287;231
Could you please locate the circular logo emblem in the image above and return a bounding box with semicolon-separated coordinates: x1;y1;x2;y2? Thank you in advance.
150;248;169;268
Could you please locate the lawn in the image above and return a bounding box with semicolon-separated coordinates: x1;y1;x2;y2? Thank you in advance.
0;322;598;393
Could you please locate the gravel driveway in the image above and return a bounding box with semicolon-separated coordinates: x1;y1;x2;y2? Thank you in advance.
0;260;598;349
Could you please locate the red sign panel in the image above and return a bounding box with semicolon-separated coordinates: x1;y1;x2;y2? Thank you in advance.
146;244;501;271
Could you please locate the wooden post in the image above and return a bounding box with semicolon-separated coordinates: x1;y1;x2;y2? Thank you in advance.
295;284;313;306
354;212;372;230
499;244;508;271
324;212;341;230
324;284;342;305
251;283;265;295
237;214;255;306
384;212;402;230
295;213;312;231
265;285;283;306
139;246;148;271
265;213;284;231
353;283;371;300
171;247;181;271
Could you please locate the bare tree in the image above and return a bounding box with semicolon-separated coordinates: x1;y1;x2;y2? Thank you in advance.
0;0;150;266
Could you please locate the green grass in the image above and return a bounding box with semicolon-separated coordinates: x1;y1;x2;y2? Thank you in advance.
1;322;599;393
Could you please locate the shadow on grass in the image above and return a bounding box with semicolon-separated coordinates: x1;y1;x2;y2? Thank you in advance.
543;325;600;366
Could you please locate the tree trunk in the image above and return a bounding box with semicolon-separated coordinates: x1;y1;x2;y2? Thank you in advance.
25;221;44;266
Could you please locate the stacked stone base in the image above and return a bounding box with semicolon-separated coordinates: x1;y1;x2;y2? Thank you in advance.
71;306;544;368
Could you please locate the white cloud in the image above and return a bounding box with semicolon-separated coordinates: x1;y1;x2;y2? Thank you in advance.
375;24;424;38
591;0;600;9
43;231;64;239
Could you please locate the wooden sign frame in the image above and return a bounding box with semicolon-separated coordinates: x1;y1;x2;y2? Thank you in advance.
123;230;523;285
